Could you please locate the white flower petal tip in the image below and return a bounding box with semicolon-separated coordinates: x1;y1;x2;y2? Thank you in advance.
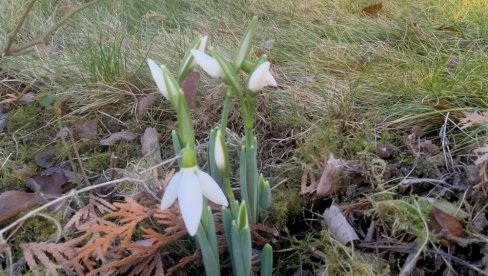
178;173;202;236
248;61;276;93
266;72;278;87
191;50;224;79
147;59;169;99
160;172;182;210
159;167;228;236
197;171;228;207
198;36;208;52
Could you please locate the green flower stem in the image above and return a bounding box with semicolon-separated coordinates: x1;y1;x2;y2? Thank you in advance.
244;96;255;149
220;87;233;133
223;177;234;202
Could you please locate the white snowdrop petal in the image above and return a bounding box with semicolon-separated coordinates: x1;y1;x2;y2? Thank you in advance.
248;62;271;92
191;50;224;79
147;59;169;99
160;172;182;209
178;172;203;236
265;72;277;87
197;170;228;207
198;36;208;52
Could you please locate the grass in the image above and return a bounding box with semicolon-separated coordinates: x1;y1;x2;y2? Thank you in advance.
1;0;488;274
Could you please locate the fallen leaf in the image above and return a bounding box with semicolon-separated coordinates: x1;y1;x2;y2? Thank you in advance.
19;92;35;105
418;139;440;155
74;119;98;138
56;127;71;139
300;169;317;195
0;113;7;133
362;3;383;16
473;146;488;165
460;112;488;129
26;167;68;196
0;191;46;224
290;75;314;85
429;207;463;237
141;127;162;165
316;154;343;197
181;71;200;108
34;147;55;168
35;92;56;108
34;43;60;57
322;204;359;245
376;144;398;160
100;131;137;146
422;197;469;219
137;94;161;118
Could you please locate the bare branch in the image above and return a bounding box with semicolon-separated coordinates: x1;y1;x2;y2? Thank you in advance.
1;0;104;57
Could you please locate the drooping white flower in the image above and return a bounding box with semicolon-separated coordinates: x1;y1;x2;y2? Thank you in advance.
190;36;208;68
191;50;224;79
147;58;169;100
247;61;277;93
161;167;228;235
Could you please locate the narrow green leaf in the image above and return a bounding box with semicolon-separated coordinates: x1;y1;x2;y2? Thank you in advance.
231;222;245;276
234;16;257;70
196;224;220;276
176;93;195;149
210;48;241;93
171;130;182;167
239;225;252;276
238;201;249;230
259;174;271;210
260;244;273;276
178;36;205;82
239;146;249;210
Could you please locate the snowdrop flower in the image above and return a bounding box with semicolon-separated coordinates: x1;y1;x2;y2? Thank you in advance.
191;49;224;79
247;61;277;93
191;36;208;67
161;167;228;236
147;58;169;100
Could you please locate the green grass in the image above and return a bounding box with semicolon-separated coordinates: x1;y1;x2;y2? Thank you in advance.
1;0;488;274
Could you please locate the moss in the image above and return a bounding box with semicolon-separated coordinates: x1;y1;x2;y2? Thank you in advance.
372;197;433;242
270;188;302;227
9;214;62;261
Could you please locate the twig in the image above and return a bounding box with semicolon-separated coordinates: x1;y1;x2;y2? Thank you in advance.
1;0;104;57
0;177;134;239
1;0;37;57
0;156;178;239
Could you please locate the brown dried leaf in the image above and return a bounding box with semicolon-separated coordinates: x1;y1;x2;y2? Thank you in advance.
460;112;488;129
181;71;200;108
141;127;162;165
322;204;359;245
362;3;383;16
25;167;68;196
34;43;60;57
473;146;488;165
316;154;343;197
137;94;160;118
74;119;98;138
0;191;46;224
429;207;463;237
100;131;137;146
34;147;55;168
